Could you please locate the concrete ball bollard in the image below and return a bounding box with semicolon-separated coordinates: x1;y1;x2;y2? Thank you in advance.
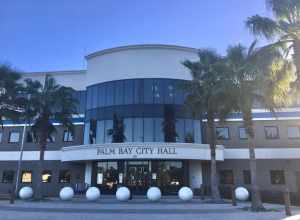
116;187;130;201
147;187;162;202
59;187;74;201
19;186;34;200
86;187;100;201
178;187;193;201
235;187;249;201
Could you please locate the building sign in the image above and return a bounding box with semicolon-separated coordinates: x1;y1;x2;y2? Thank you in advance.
61;142;224;162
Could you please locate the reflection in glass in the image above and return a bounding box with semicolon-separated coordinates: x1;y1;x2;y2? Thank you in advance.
143;79;153;104
144;118;154;142
133;118;143;142
124;118;133;142
97;162;118;190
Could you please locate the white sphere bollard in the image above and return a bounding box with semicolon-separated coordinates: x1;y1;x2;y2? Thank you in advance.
116;187;130;201
147;187;162;202
178;187;193;201
19;186;34;200
59;187;74;201
86;187;100;201
235;187;249;201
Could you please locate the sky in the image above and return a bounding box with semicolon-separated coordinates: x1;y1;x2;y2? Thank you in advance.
0;0;272;72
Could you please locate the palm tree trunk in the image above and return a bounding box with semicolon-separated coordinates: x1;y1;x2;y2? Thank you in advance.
34;134;46;200
207;115;220;200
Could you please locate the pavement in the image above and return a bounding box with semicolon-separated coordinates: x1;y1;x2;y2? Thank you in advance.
0;196;300;220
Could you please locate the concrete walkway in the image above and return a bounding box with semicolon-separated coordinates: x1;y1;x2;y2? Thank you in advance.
0;196;299;220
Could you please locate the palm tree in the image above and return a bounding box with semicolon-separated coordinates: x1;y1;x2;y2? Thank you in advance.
183;49;236;200
246;0;300;88
23;75;78;199
226;42;294;211
0;65;24;126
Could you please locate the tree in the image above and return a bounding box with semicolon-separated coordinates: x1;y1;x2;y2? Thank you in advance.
108;114;126;143
246;0;300;89
23;75;78;199
226;42;294;211
183;49;236;200
0;65;24;126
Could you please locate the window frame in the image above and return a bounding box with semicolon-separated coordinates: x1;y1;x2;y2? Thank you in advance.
287;126;300;139
8;131;20;143
264;126;280;140
238;127;248;140
42;170;52;183
59;170;71;183
2;170;14;184
270;170;285;185
63;130;74;142
21;170;32;183
216;127;230;140
219;170;234;185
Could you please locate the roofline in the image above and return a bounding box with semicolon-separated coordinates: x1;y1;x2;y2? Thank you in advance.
23;69;86;76
85;44;199;60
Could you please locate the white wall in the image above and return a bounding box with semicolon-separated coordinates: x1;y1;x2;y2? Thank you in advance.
86;45;198;86
189;160;203;189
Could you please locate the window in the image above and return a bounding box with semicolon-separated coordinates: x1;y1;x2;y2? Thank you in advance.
239;127;248;139
105;82;115;106
153;79;163;104
26;131;37;143
216;127;230;140
42;170;52;183
219;170;234;184
270;170;285;185
0;131;2;143
9;131;20;143
96;162;118;189
133;118;143;142
175;119;184;143
2;170;14;184
63;130;73;142
243;170;251;184
164;80;175;104
184;119;194;143
288;126;300;139
21;171;32;183
47;134;56;143
124;118;133;142
143;79;153;104
124;80;134;104
59;170;71;183
144;118;154;142
264;126;279;139
154;118;164;142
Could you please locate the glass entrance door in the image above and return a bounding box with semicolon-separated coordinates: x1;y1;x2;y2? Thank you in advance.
126;161;149;194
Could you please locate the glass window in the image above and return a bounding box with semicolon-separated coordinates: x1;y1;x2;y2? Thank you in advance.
42;170;52;183
134;79;143;104
184;119;194;143
239;127;248;139
97;85;105;107
144;118;154;142
26;131;37;143
86;87;92;110
288;126;300;138
133;118;143;142
96;162;118;190
96;120;105;144
0;131;2;143
153;79;163;104
104;120;113;143
84;122;90;144
59;170;71;183
164;80;175;104
174;81;184;104
115;81;124;105
63;130;74;142
143;79;153;104
264;126;279;139
243;170;251;184
47;133;56;143
89;120;97;144
216;127;230;140
124;80;134;104
124;118;133;142
91;86;98;109
154;118;164;142
21;171;32;183
175;119;185;143
219;170;234;184
2;170;14;184
105;82;115;106
193;120;202;143
9;131;20;143
270;170;285;185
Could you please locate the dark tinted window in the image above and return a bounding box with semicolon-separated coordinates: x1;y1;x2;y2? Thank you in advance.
270;170;285;184
124;80;134;104
2;170;14;184
219;170;234;184
143;79;153;104
115;81;124;105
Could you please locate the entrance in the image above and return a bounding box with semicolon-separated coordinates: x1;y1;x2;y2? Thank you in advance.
126;161;150;194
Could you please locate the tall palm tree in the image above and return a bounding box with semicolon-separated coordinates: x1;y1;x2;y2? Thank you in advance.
23;75;78;199
246;0;300;88
0;65;24;125
226;42;294;211
183;49;236;200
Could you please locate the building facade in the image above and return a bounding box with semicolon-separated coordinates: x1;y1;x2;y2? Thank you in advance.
1;44;300;201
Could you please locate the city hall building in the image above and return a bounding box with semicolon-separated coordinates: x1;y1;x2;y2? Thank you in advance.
1;44;300;200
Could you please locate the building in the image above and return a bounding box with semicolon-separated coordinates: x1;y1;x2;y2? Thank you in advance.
1;44;300;200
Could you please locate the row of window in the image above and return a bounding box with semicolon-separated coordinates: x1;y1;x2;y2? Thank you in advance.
84;118;202;144
220;170;285;185
0;130;74;144
1;170;71;184
86;79;187;110
215;126;300;140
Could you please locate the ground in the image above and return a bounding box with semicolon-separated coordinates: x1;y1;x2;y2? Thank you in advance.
0;196;299;220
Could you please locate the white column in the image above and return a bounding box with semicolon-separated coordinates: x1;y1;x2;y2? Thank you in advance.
189;160;203;189
84;161;93;186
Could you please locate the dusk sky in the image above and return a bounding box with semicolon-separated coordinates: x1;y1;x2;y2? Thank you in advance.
1;0;272;72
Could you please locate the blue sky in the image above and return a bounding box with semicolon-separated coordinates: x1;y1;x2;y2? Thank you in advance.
0;0;272;72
